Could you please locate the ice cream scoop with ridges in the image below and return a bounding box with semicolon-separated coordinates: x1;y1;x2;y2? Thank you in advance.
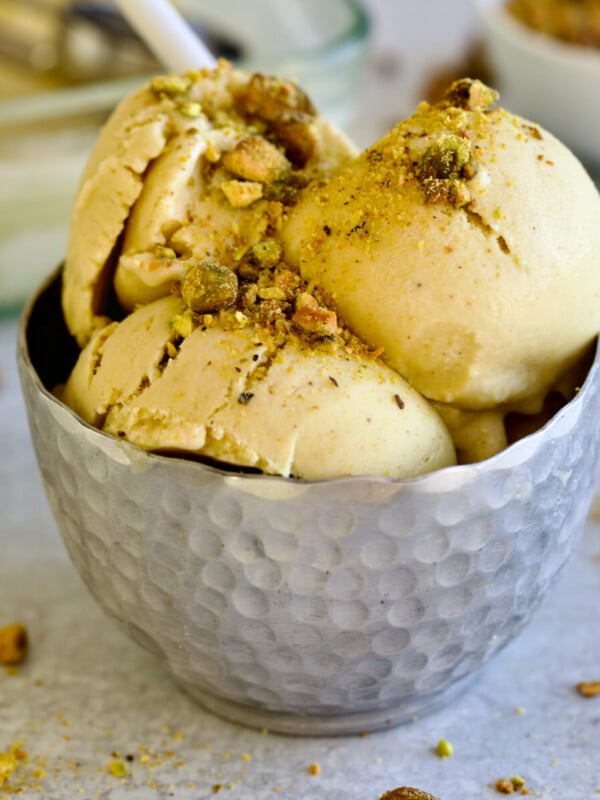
62;60;358;349
281;79;600;460
61;292;456;480
59;61;459;479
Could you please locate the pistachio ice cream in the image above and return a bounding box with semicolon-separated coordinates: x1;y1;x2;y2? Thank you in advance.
62;60;357;349
62;288;455;481
282;79;600;459
59;61;456;480
59;65;600;473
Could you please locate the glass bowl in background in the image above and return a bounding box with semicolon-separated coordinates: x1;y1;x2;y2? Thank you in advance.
0;0;370;313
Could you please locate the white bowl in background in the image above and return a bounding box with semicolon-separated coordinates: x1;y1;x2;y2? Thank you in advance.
471;0;600;167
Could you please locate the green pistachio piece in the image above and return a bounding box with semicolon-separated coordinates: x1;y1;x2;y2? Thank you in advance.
444;78;499;111
379;789;439;800
420;134;471;181
150;74;191;96
181;260;238;314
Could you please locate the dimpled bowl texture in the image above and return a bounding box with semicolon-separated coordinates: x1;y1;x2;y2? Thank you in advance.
18;269;600;735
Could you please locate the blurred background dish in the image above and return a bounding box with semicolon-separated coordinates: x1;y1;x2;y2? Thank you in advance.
0;0;370;313
471;0;600;168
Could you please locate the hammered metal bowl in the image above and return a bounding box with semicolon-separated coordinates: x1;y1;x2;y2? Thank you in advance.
18;269;600;735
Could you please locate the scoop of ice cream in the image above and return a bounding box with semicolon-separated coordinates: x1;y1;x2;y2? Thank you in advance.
61;292;456;480
282;79;600;418
62;61;358;348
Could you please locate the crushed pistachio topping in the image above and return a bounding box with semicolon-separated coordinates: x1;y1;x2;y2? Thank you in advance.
292;293;338;337
495;776;529;794
421;134;471;181
379;789;440;800
435;738;453;758
170;309;195;338
244;239;283;271
220;179;264;208
234;73;318;167
576;680;600;697
0;623;29;665
171;239;378;362
419;133;473;206
150;74;191;96
222;136;291;183
178;100;202;118
396;78;501;207
153;245;177;260
181;261;238;314
0;748;19;788
237;73;316;123
108;760;128;778
443;78;499;111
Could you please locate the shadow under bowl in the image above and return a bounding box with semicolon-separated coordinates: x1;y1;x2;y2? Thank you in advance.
17;268;600;735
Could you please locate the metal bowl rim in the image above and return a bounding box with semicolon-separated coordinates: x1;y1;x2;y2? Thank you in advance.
18;265;600;489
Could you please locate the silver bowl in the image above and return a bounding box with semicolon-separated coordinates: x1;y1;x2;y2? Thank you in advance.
18;268;600;735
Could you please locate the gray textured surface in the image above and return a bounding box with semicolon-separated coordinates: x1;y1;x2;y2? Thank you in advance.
3;314;600;799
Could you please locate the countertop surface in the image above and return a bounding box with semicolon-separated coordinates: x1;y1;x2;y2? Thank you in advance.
2;2;600;799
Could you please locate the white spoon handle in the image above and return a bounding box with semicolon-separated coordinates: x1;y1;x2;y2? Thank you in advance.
113;0;217;73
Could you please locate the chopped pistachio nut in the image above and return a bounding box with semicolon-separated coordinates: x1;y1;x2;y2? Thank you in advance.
0;623;28;665
237;73;316;123
222;136;291;183
108;760;128;778
170;309;196;338
576;680;600;697
0;751;18;787
379;789;439;800
449;181;471;207
154;245;177;259
250;239;282;268
275;118;318;167
292;298;337;337
257;286;287;301
444;78;499;111
421;134;471;181
205;140;221;163
495;776;528;794
150;74;191;96
495;778;516;794
237;239;283;279
181;260;238;314
436;738;453;758
178;101;202;118
415;129;474;207
220;179;264;208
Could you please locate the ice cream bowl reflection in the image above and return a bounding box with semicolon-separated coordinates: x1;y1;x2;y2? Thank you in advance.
18;267;600;736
